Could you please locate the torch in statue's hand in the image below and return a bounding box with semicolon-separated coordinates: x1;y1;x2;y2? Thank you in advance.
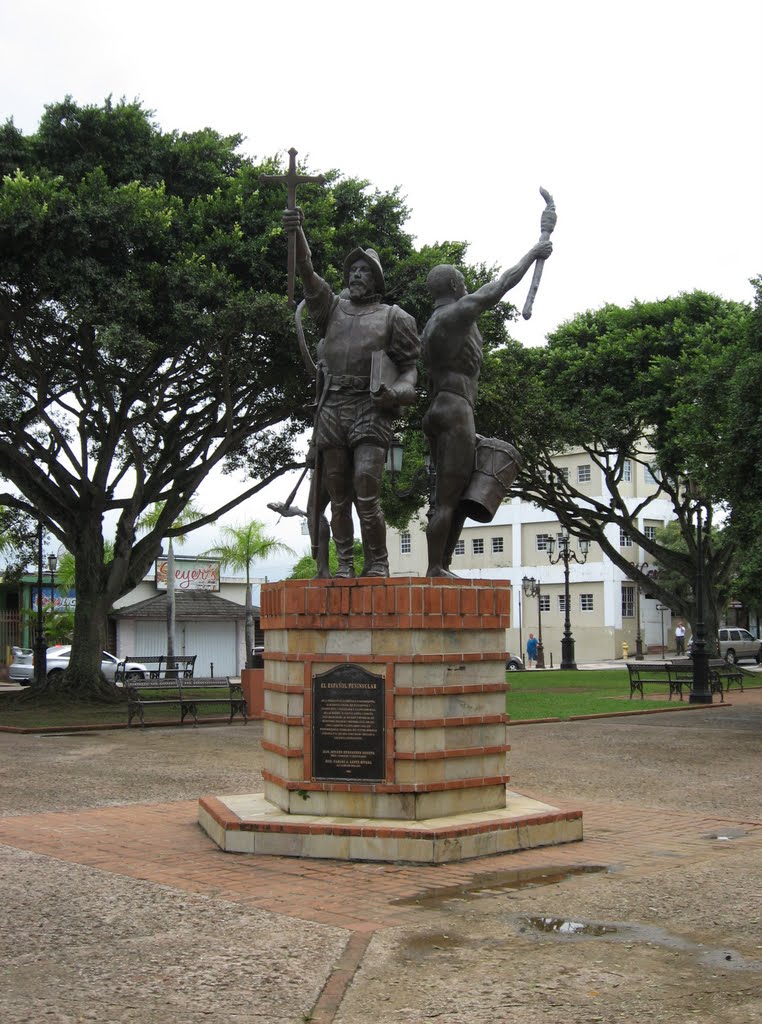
522;187;557;321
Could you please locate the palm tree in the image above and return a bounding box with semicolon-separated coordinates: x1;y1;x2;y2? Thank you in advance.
137;500;202;663
204;521;294;668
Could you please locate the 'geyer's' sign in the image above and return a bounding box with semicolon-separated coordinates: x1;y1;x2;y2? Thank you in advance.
155;557;221;592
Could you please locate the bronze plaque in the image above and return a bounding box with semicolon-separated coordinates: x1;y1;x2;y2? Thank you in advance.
313;664;385;781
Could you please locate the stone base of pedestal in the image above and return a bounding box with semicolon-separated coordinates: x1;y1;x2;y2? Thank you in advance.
197;578;584;862
198;790;583;863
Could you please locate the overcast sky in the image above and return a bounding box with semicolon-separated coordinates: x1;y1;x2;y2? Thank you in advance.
3;0;761;581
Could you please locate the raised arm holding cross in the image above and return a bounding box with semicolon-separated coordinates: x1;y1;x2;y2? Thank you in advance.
259;147;326;307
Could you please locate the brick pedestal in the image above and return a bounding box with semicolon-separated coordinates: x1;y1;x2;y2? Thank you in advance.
259;577;511;819
199;578;583;862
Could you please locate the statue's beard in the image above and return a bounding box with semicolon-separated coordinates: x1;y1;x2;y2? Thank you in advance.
349;281;372;299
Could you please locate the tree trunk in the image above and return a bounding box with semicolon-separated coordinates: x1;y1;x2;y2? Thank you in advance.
689;579;721;658
24;517;118;701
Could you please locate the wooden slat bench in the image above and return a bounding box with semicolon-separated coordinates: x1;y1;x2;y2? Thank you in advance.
709;659;743;694
116;655;197;683
626;662;684;701
627;660;730;702
125;676;247;727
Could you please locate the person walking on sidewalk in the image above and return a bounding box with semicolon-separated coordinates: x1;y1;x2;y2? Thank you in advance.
526;633;538;669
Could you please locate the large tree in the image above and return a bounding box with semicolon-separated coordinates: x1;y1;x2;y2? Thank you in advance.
475;290;755;645
0;97;465;698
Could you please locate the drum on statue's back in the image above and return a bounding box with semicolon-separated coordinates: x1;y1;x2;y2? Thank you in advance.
459;437;523;523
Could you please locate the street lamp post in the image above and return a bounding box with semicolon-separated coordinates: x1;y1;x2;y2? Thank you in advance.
689;495;712;704
34;521;47;686
521;576;545;669
547;530;590;670
386;438;436;511
633;561;649;661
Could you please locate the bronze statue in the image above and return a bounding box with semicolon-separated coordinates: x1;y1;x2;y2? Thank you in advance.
281;208;420;577
422;194;555;577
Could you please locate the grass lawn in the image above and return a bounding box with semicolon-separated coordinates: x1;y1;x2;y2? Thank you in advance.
506;668;760;721
0;688;237;730
1;670;758;730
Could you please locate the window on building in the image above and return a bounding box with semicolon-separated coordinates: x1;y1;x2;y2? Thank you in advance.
619;528;633;547
400;532;411;554
622;585;635;617
580;593;594;612
536;533;553;552
492;536;504;554
644;525;657;542
558;594;567;613
644;463;659;484
300;519;310;536
539;594;550;613
623;459;632;482
453;539;465;556
577;464;591;483
472;538;484;555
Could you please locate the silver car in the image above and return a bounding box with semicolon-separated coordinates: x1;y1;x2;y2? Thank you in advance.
717;628;761;665
9;646;147;685
688;629;761;665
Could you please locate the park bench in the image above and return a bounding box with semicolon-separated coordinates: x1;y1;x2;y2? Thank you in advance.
626;661;684;701
709;659;744;693
627;659;732;702
116;654;197;683
669;658;738;701
125;675;247;727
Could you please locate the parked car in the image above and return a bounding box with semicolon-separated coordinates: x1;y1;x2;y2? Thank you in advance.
9;646;148;685
688;628;761;665
506;654;525;671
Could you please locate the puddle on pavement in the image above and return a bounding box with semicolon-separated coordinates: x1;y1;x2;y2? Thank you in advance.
703;828;748;840
520;915;618;936
403;932;465;955
393;864;608;908
514;916;762;972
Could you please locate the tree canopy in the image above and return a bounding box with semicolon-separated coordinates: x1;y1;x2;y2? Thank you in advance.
0;96;480;696
474;288;758;641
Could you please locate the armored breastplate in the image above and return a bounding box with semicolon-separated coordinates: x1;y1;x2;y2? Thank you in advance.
323;299;391;376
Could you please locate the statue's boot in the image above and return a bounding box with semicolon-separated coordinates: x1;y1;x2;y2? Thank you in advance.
357;496;389;578
333;528;355;578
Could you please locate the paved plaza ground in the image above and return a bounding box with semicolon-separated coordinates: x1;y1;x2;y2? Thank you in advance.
0;687;760;1023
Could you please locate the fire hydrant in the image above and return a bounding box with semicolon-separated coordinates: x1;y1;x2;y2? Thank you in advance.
622;642;629;659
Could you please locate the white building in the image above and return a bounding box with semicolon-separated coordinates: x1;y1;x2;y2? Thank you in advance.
387;451;676;664
111;557;259;676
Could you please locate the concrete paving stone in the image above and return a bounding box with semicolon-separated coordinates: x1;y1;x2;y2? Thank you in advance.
0;694;761;1022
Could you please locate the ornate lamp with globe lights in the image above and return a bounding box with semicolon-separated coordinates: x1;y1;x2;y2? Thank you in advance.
547;529;590;670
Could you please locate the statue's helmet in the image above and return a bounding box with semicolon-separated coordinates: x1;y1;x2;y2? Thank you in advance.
343;247;385;295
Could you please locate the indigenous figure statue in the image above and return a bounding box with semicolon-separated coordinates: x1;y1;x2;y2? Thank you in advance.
422;202;555;577
282;208;420;577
